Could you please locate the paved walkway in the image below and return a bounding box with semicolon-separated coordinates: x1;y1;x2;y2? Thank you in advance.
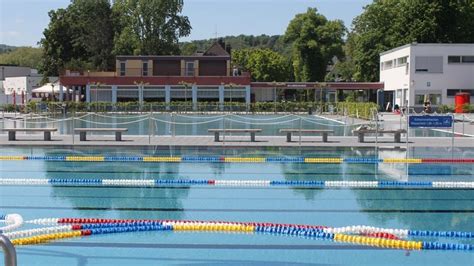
0;134;472;148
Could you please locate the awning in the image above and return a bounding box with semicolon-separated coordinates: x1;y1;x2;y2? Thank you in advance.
32;83;71;94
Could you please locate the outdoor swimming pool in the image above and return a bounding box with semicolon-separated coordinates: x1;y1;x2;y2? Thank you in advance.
1;146;473;265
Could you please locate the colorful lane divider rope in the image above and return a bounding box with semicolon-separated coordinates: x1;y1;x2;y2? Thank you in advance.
0;214;472;251
0;178;473;189
0;155;473;164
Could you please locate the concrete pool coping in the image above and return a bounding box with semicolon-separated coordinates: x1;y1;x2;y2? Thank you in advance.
0;135;472;148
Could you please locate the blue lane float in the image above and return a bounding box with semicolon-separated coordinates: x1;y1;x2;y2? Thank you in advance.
2;214;473;251
0;178;473;189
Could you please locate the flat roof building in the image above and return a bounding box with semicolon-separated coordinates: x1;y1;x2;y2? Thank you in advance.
59;42;383;109
0;65;41;104
380;43;474;109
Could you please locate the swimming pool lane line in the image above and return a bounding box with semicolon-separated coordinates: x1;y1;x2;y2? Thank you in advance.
0;213;23;233
0;155;473;164
2;215;472;251
22;217;474;240
1;178;473;189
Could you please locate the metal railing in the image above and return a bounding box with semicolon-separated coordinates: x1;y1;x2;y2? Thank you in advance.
62;68;251;78
0;234;17;266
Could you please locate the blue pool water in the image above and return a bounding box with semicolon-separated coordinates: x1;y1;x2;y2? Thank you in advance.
1;146;473;265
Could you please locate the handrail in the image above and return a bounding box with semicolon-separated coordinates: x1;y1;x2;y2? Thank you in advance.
0;234;17;266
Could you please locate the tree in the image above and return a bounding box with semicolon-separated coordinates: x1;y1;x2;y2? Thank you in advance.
179;34;291;55
39;0;115;78
351;0;474;81
0;47;42;69
232;48;291;82
68;0;115;70
40;8;74;78
325;33;357;82
112;0;191;55
180;43;198;55
283;8;345;82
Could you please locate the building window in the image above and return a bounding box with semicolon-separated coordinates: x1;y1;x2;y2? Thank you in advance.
447;89;474;97
461;56;474;63
415;93;442;105
185;61;195;76
396;89;402;99
448;56;461;63
382;60;393;70
448;55;474;64
119;61;126;76
429;94;442;105
142;61;148;76
415;95;425;105
415;56;443;73
397;56;408;66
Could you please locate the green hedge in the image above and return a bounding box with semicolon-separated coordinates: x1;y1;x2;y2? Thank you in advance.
336;102;379;119
434;104;474;114
3;101;379;118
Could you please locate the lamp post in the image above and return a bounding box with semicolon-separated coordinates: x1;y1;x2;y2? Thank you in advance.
223;82;238;111
314;82;327;114
228;83;236;104
51;83;55;101
94;82;103;103
271;82;286;113
133;81;149;111
89;82;105;112
178;81;195;112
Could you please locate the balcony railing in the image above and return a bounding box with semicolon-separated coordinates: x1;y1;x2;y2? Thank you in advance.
62;68;250;78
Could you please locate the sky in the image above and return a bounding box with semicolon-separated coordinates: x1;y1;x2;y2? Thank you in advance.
0;0;372;47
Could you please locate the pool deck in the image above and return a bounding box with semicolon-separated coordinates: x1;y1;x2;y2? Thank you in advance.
0;134;472;148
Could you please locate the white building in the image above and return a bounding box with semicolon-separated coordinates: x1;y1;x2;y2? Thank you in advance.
2;75;58;104
380;43;474;109
0;65;58;104
3;75;57;92
0;66;41;104
0;65;33;80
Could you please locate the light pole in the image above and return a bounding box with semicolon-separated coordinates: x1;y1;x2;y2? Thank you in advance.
179;81;195;111
317;82;327;114
51;84;55;101
271;82;285;113
223;82;237;111
134;81;150;111
89;82;105;112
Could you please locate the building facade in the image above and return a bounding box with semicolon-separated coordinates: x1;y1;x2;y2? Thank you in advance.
59;42;384;109
0;65;41;104
380;43;474;109
60;43;253;108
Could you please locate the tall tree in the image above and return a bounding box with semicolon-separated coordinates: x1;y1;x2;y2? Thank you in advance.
283;8;345;82
325;31;357;82
351;0;474;81
68;0;115;70
113;0;191;55
232;48;291;82
39;0;115;77
40;8;74;78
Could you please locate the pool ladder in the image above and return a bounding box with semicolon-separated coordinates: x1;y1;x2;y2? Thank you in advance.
0;234;17;266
